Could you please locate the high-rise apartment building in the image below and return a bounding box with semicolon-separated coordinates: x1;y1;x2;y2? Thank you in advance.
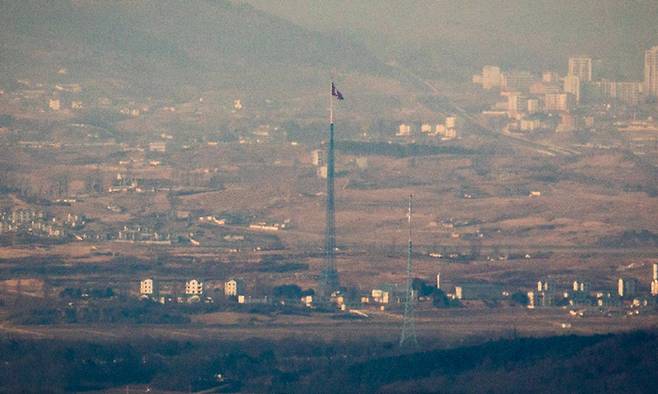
644;46;658;97
507;92;527;116
563;74;581;103
593;80;642;106
482;65;502;90
568;56;592;82
544;93;574;113
616;82;642;106
502;71;535;92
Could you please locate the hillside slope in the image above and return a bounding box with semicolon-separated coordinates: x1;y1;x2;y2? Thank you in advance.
0;0;389;96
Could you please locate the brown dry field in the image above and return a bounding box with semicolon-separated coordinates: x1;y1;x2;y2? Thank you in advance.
1;135;658;344
3;140;656;248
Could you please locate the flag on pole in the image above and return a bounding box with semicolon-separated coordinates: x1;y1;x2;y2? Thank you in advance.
331;82;344;100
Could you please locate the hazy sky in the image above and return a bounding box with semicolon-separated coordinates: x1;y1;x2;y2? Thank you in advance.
243;0;658;77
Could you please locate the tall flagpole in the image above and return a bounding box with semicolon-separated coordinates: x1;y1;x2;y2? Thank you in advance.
329;82;334;124
320;81;339;301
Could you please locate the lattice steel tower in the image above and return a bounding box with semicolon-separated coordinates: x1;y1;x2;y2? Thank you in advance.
400;194;418;348
319;120;340;300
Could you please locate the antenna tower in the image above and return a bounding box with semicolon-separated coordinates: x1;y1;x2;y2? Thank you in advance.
400;194;418;348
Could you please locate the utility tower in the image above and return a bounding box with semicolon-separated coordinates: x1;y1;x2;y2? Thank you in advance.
400;194;418;348
318;93;340;300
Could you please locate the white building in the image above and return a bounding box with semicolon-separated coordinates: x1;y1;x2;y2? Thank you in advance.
542;71;559;83
507;92;526;116
224;279;244;297
445;116;457;129
371;289;390;304
443;128;457;140
355;157;368;170
311;149;325;166
568;56;592;82
301;295;313;307
592;79;641;105
502;71;535;92
544;93;574;113
572;280;589;293
316;166;328;179
617;278;625;297
438;116;457;139
48;98;61;111
148;142;167;153
622;82;642;106
644;46;658;97
482;65;502;90
527;98;540;114
527;291;536;308
185;279;203;295
617;277;637;298
140;278;155;296
519;118;542;131
563;74;581;104
397;123;412;136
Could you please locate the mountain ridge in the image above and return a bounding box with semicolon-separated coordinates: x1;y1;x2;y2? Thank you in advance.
0;0;390;96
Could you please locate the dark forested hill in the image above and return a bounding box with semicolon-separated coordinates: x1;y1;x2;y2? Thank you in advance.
0;331;656;393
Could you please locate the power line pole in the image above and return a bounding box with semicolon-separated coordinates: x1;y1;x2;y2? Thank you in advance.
400;194;418;348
